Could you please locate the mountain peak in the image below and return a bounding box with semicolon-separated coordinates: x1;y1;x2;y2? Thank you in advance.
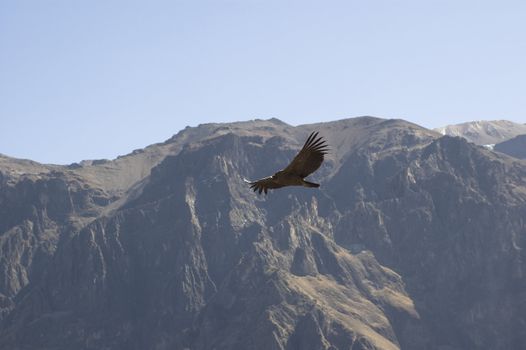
435;119;526;145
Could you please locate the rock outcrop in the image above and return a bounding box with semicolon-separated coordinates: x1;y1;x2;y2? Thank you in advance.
1;117;525;349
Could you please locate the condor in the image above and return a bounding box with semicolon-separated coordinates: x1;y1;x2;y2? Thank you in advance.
246;132;329;194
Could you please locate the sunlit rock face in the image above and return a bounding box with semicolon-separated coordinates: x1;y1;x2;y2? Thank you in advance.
434;120;526;145
1;117;526;350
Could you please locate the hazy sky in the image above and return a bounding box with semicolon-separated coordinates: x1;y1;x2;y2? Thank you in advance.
1;0;525;164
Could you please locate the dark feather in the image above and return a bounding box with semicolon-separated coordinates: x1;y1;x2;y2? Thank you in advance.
283;131;328;177
245;131;328;194
245;177;286;195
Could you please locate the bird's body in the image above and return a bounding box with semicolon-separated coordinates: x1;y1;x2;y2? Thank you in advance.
273;170;319;187
246;132;329;194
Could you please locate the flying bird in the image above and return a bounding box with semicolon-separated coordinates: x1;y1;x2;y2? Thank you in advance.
246;131;329;194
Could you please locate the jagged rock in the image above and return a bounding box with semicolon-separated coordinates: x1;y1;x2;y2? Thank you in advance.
1;117;525;349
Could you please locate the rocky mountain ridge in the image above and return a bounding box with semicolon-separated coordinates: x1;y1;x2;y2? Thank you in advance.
435;120;526;145
1;117;525;349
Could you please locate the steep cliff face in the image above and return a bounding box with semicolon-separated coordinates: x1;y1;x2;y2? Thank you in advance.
1;117;525;350
0;164;114;321
329;135;526;349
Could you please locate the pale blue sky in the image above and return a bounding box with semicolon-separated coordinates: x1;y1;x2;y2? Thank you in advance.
1;0;525;164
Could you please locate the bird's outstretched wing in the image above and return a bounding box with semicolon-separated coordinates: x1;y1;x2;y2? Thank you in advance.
283;131;329;177
244;177;286;195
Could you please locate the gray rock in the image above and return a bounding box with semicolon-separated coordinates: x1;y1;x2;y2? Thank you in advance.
494;134;526;159
1;117;525;349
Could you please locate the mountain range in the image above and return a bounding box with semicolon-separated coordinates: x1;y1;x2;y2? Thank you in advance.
1;117;526;350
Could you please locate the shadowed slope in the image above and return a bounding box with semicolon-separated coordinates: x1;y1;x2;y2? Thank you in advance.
1;117;526;350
